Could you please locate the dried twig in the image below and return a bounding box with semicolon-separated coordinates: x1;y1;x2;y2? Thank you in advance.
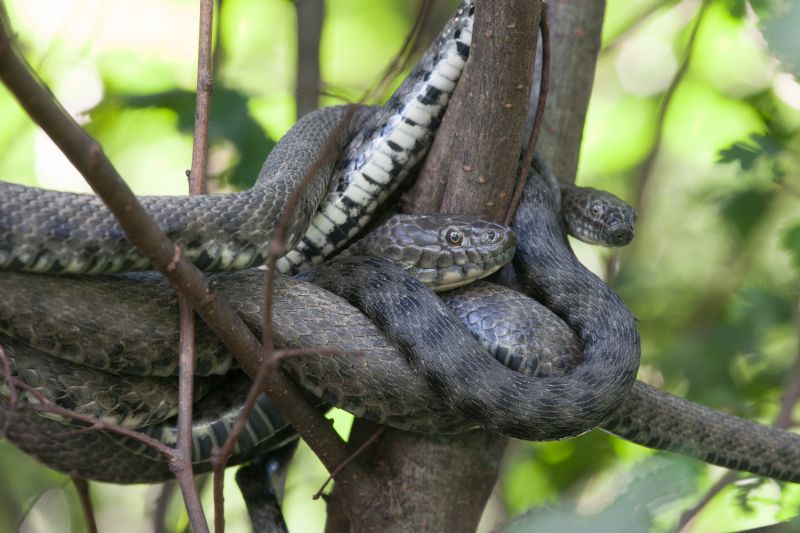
312;426;385;500
174;298;207;533
605;0;709;284
504;2;550;225
188;0;215;191
0;359;175;458
360;0;432;104
167;2;218;530
632;0;709;219
182;2;215;531
601;0;666;55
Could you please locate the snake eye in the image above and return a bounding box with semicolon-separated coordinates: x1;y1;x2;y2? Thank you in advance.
487;230;496;241
590;202;605;217
445;228;463;246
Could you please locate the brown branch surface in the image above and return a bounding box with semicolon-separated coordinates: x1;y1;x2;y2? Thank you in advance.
360;0;432;104
332;2;541;532
175;297;207;533
504;3;550;225
405;1;539;220
188;0;215;191
529;0;606;183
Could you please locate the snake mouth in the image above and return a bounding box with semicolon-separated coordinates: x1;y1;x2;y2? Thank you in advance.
419;245;516;293
605;225;634;247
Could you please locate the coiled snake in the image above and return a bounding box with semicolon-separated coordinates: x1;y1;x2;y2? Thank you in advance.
1;0;800;487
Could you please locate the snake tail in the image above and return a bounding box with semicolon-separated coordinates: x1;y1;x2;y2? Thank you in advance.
604;382;800;483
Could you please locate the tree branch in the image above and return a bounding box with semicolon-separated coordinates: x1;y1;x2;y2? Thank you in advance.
333;2;540;532
529;0;606;183
294;0;324;118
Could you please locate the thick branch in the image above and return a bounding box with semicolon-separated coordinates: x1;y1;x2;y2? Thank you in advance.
405;1;539;219
527;0;606;182
335;2;540;532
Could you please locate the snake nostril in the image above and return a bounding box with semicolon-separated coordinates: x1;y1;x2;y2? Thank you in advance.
610;227;633;246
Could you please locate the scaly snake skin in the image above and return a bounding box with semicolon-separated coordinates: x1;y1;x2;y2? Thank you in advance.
1;0;799;487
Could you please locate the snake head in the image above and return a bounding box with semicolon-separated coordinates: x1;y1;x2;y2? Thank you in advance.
562;186;637;247
344;214;516;292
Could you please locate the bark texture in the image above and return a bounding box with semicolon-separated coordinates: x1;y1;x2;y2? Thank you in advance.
327;1;540;531
404;1;540;218
527;0;606;183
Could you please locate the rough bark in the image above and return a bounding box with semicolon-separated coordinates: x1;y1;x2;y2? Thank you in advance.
526;0;606;184
331;1;608;531
404;0;540;219
327;2;540;532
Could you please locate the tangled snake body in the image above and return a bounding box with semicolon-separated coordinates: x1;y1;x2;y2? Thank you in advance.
1;0;800;487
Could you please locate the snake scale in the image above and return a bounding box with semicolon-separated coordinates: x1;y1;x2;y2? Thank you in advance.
2;0;800;488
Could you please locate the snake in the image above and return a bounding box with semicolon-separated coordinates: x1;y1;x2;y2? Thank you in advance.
1;0;799;490
0;163;800;482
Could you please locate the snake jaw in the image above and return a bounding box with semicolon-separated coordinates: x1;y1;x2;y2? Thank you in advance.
428;243;515;292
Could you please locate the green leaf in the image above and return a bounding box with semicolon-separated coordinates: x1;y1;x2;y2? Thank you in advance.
717;188;774;240
717;134;781;170
780;223;800;271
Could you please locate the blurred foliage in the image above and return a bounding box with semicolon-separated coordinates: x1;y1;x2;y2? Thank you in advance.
1;0;800;532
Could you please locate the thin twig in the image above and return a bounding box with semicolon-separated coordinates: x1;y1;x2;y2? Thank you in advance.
0;4;364;492
600;0;667;55
606;0;709;284
71;478;98;533
0;365;175;458
188;0;215;190
174;298;207;533
504;3;549;226
360;0;432;104
312;426;386;500
181;2;215;532
632;0;708;218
